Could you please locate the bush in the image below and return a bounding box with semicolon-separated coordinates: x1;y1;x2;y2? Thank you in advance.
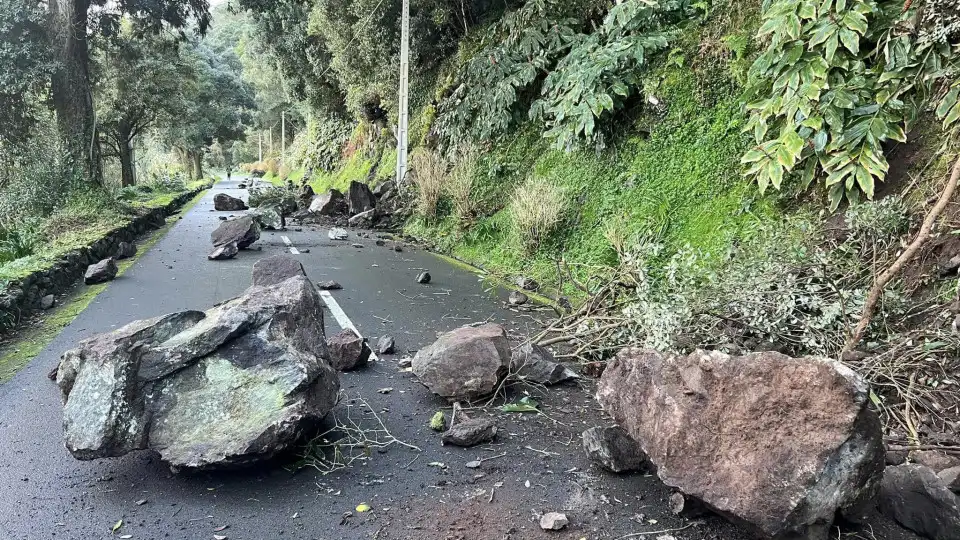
0;221;40;264
248;184;298;215
410;149;447;220
510;176;566;253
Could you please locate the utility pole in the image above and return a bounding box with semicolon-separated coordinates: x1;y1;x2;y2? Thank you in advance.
258;131;263;162
395;0;410;186
281;111;286;165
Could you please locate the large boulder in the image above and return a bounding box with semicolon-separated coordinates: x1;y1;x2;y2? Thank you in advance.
213;193;248;211
510;343;577;385
249;206;284;230
880;464;960;540
84;258;118;285
309;189;346;216
297;184;315;210
582;426;648;473
412;324;511;401
597;349;884;539
252;255;306;287
346;181;375;216
211;215;260;249
56;272;339;470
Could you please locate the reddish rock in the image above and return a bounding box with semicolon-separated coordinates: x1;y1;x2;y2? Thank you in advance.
597;349;884;539
412;324;510;401
326;328;371;371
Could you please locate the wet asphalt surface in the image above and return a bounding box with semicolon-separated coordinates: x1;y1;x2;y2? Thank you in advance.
0;178;919;540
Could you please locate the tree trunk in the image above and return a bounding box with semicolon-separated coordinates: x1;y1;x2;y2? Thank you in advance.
192;151;203;181
49;0;102;184
119;139;135;187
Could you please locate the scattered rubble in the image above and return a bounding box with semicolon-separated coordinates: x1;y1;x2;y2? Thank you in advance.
412;323;510;401
510;343;577;385
597;349;885;539
213;193;247;211
441;409;497;447
582;426;647;473
84;258;118;285
56;258;339;469
326;328;371;371
880;464;960;540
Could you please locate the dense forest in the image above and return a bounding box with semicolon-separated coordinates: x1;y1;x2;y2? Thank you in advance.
3;0;960;449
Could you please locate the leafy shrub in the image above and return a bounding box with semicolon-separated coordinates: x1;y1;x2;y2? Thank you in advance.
0;221;40;264
288;115;352;172
532;0;691;150
742;0;960;209
410;149;447;220
510;176;566;253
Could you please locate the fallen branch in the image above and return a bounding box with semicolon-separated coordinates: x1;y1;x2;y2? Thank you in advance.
845;154;960;352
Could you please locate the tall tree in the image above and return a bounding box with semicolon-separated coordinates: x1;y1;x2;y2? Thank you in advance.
95;31;192;186
47;0;210;184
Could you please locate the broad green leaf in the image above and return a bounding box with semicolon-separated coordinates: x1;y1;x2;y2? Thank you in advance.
741;147;769;163
798;1;816;19
768;160;784;189
502;396;540;413
855;165;875;198
825;33;839;63
801;157;818;188
839;28;859;55
781;129;804;156
784;43;805;65
814;130;829;152
936;86;960;119
828;183;844;211
835;0;847;12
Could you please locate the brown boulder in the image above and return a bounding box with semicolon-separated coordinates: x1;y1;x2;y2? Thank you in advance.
412;324;510;401
326;328;371;371
346;180;375;215
213;193;247;211
597;349;884;539
252;255;306;287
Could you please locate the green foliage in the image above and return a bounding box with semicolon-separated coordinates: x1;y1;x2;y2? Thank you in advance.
288;115;352;172
248;184;298;214
0;221;40;264
532;0;692;150
509;176;566;253
743;0;960;209
0;0;55;149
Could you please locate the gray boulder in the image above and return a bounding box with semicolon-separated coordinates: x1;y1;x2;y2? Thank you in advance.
40;294;55;310
84;258;118;285
347;208;376;227
318;280;343;290
309;189;345;215
211;215;260;249
249;206;284;230
582;426;647;473
508;291;528;306
214;193;247;211
940;466;960;493
597;349;885;539
412;324;511;401
298;184;315;210
510;343;577;385
376;335;395;355
116;242;137;260
416;272;431;284
56;274;339;470
372;180;396;199
346;181;375;215
208;242;239;260
252;255;305;287
880;464;960;540
326;328;371;371
328;228;349;241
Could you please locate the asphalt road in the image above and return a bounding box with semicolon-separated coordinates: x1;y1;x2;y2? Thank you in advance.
0;178;917;540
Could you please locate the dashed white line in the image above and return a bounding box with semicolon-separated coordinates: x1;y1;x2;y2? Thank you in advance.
281;235;300;255
318;290;379;362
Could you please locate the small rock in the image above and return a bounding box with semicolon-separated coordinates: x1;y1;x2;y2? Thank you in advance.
939;466;960;493
516;276;539;291
539;512;568;531
393;244;403;252
442;418;497;447
416;272;431;284
328;228;349;241
582;426;648;473
886;449;908;466
511;343;577;385
237;183;247;189
318;280;343;290
397;357;412;369
377;335;396;355
84;258;118;285
326;329;371;371
40;295;55;310
218;216;228;221
914;450;960;472
429;411;446;432
669;492;710;518
115;242;137;260
348;208;376;226
351;243;364;248
880;464;960;540
208;242;239;260
508;291;528;306
375;239;386;246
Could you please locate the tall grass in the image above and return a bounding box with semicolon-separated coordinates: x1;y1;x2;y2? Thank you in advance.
446;147;478;225
510;176;566;253
410;149;447;220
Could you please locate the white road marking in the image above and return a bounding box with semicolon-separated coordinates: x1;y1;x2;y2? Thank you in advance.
318;290;379;362
281;235;300;255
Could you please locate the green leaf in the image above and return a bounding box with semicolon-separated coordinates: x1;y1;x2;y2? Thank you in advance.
814;130;829;152
784;43;805;65
112;520;123;534
936;86;960;119
835;0;847;12
855;165;875;198
781;129;805;156
798;1;816;19
838;28;859;55
828;183;844;211
741;147;769;163
808;25;835;47
502;396;540;413
597;93;614;112
767;160;784;189
825;33;839;63
801;157;818;188
843;11;868;34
